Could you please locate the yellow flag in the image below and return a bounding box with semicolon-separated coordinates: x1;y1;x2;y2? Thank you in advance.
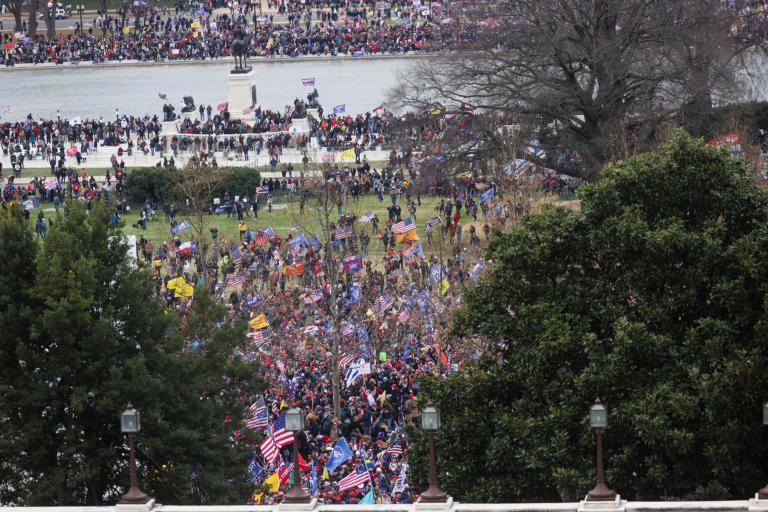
122;26;131;34
249;313;269;330
166;276;186;290
264;471;280;492
322;467;330;480
395;231;419;244
438;278;450;295
339;148;355;160
182;284;195;297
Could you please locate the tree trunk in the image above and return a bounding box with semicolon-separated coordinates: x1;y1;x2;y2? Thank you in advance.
43;5;55;39
11;3;23;31
120;0;127;26
27;0;38;36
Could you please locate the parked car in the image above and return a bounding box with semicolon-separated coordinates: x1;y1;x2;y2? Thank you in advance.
38;7;69;19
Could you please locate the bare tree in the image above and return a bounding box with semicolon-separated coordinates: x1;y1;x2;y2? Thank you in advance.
41;1;55;39
1;0;24;32
288;176;363;431
390;0;753;180
26;0;39;36
170;162;232;265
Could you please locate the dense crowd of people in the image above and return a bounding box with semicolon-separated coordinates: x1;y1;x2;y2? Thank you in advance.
0;106;399;174
0;3;473;66
134;165;503;504
0;150;513;502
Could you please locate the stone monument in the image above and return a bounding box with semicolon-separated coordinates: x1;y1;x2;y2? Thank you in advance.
227;24;257;122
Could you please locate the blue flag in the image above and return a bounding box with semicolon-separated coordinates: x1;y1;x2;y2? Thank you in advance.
310;464;318;496
289;233;309;247
333;104;346;114
359;487;375;504
325;437;354;472
480;187;495;203
171;220;191;234
403;336;411;361
247;457;263;483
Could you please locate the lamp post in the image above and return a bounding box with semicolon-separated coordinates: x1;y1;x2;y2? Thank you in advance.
283;407;311;504
757;402;768;499
77;4;84;32
419;403;448;503
119;403;151;505
587;399;617;502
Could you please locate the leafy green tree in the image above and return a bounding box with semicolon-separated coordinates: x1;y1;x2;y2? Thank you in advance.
0;209;38;504
0;203;262;505
416;131;768;502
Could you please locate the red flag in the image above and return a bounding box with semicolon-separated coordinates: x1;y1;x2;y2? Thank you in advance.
298;452;309;471
217;101;228;112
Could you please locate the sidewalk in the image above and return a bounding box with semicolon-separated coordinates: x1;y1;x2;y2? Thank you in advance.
1;147;391;179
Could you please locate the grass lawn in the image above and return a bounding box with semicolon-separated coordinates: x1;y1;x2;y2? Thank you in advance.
111;193;489;258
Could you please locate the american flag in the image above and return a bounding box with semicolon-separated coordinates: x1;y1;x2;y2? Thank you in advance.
338;465;372;491
247;330;269;348
374;294;394;315
396;309;412;323
272;415;294;446
254;231;269;246
430;294;447;315
303;288;323;304
226;272;245;286
392;217;416;234
342;323;355;338
303;325;321;336
259;427;281;464
231;244;243;267
259;415;294;464
339;353;355;369
335;225;353;240
245;398;269;429
385;438;404;457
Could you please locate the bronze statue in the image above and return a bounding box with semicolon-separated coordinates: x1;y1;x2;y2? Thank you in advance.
231;24;250;72
307;88;320;109
162;103;177;121
181;96;196;113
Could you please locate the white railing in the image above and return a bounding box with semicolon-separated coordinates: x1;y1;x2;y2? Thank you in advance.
4;497;768;512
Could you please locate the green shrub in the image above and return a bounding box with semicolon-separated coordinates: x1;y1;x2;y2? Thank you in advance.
124;166;261;204
212;167;262;198
124;167;175;204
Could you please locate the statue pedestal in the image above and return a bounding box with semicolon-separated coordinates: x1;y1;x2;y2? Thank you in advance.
161;121;177;136
291;117;311;133
227;68;257;121
180;111;195;122
307;108;320;121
